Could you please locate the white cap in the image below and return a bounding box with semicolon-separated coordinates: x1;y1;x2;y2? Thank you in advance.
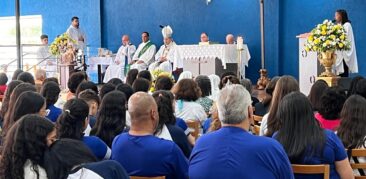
162;25;173;38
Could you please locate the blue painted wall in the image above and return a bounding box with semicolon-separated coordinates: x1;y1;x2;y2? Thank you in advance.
278;0;366;78
0;0;101;48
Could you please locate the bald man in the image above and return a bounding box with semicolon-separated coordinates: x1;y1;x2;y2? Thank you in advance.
226;34;235;44
112;92;188;179
103;35;136;83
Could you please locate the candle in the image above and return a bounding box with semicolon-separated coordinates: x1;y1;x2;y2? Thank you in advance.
237;36;244;50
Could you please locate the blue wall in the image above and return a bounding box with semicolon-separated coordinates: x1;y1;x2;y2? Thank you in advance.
0;0;101;48
278;0;366;78
1;0;365;80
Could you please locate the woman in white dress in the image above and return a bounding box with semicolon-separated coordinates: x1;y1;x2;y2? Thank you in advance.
334;9;358;77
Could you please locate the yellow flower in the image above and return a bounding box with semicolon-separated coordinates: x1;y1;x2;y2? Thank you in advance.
314;38;320;45
308;35;314;42
339;43;344;48
321;31;327;35
330;35;336;40
313;46;318;51
340;34;345;40
321;25;327;31
325;40;331;45
305;47;310;52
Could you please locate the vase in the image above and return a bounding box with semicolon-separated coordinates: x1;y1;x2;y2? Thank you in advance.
318;50;337;77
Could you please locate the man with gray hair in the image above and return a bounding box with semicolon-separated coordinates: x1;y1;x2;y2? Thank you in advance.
112;92;188;179
189;85;294;179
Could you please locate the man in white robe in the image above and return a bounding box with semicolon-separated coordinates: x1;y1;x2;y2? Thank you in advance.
66;16;87;50
36;34;57;77
149;26;183;73
103;35;136;83
130;32;156;71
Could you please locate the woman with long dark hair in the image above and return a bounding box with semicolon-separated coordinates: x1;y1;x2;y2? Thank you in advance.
334;9;358;77
308;80;328;112
126;69;138;86
273;92;353;179
195;75;213;114
0;80;22;125
152;90;192;158
40;81;62;122
254;76;280;116
260;76;299;136
44;138;129;179
0;114;55;179
337;95;366;176
91;91;126;147
56;98;111;160
347;76;363;97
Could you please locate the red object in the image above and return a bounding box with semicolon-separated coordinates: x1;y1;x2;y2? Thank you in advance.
0;85;7;95
315;112;341;131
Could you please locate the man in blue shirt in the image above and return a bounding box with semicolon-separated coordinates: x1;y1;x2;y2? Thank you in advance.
112;92;188;179
189;85;294;179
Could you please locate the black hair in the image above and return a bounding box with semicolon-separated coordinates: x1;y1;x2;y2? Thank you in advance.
152;90;176;135
91;91;126;147
78;89;101;106
142;31;150;37
336;9;351;25
99;83;116;100
0;72;8;85
338;95;366;149
75;81;98;96
0;80;23;120
56;99;89;140
12;69;23;80
44;138;97;179
43;77;59;85
126;69;138;86
107;78;123;86
155;76;174;91
355;79;366;99
195;75;211;97
71;16;79;22
115;83;134;102
17;71;35;85
274;92;325;163
67;72;87;93
0;114;54;179
132;78;150;93
318;87;346;120
348;76;364;97
137;70;152;82
41;81;61;107
40;34;48;40
308;80;328;111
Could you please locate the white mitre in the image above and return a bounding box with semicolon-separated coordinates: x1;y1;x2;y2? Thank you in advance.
162;25;173;38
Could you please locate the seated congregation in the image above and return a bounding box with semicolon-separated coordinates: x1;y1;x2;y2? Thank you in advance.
0;68;365;179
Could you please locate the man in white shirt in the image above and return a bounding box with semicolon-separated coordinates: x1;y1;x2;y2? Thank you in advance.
149;26;182;73
130;32;156;71
103;35;136;83
66;16;86;50
36;34;57;77
226;34;235;44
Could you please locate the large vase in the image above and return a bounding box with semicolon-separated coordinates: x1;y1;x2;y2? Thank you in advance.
318;50;337;77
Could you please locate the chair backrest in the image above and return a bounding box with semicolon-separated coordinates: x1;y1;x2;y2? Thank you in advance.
252;115;263;125
252;125;260;135
186;120;200;140
292;164;330;179
130;176;165;179
349;149;366;171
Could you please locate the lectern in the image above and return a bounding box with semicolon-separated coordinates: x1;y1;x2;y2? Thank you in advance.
58;63;76;90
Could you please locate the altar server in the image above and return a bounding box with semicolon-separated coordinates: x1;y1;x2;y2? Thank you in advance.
66;16;87;50
149;26;183;73
130;32;156;71
103;35;136;83
334;9;358;77
36;34;57;77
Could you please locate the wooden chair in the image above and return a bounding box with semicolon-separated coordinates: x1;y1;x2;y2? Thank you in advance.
349;149;366;179
292;164;330;179
130;176;165;179
252;125;260;135
0;95;4;102
252;115;263;125
186;120;200;140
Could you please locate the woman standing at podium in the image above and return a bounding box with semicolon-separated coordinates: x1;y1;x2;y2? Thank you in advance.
334;9;358;77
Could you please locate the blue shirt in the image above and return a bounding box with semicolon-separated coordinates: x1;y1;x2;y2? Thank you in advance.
46;105;62;122
274;130;347;179
112;133;189;179
82;160;129;179
83;136;111;160
189;126;294;179
175;117;189;135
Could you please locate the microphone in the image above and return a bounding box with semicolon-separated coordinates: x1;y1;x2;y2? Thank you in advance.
159;25;165;28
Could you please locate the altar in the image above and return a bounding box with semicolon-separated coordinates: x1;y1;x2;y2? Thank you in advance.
178;44;251;77
88;56;115;83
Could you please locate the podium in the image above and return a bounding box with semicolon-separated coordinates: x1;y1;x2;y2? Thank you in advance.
58;63;76;90
298;37;324;95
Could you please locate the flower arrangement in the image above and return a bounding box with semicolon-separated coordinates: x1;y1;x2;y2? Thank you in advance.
150;69;175;92
49;33;76;56
305;19;350;53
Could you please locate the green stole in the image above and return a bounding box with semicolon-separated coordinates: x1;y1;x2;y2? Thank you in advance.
138;41;153;58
